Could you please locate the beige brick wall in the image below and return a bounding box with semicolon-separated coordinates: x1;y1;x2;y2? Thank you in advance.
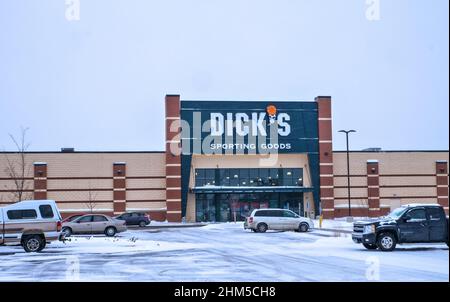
379;176;436;186
126;201;166;211
380;187;437;198
47;191;113;202
0;179;34;191
334;187;368;198
334;176;367;187
57;202;114;212
126;190;166;201
333;151;449;212
127;178;165;189
333;151;449;175
47;179;112;190
0;152;166;215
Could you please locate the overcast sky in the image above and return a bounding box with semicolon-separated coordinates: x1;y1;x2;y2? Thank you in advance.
0;0;448;152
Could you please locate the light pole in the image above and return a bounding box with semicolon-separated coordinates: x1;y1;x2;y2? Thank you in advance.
338;129;356;217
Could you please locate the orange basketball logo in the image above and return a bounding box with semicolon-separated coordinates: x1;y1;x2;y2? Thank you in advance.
266;105;277;124
266;105;277;116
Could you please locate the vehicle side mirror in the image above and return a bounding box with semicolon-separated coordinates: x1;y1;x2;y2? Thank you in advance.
403;215;411;222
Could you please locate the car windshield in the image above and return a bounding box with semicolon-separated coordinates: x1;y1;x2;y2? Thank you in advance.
387;207;408;219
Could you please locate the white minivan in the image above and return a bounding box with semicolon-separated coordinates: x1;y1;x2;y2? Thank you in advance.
244;208;314;233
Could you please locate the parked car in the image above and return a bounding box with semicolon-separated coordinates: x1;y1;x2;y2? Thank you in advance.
244;209;314;233
352;204;449;251
62;213;85;223
114;212;151;227
0;200;63;252
62;214;127;237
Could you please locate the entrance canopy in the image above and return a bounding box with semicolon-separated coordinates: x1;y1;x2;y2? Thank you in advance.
191;186;314;194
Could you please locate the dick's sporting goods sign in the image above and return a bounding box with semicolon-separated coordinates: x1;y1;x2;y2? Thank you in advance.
179;100;319;155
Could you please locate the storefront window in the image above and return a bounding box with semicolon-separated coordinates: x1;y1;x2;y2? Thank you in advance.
195;169;216;187
195;168;303;187
282;168;303;186
195;194;216;222
195;192;305;222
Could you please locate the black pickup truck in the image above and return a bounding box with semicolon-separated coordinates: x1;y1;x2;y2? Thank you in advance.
352;204;449;251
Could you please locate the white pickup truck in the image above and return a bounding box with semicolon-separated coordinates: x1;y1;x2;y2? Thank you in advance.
0;200;63;252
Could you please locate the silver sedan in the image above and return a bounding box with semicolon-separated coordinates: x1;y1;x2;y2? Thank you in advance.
62;214;127;237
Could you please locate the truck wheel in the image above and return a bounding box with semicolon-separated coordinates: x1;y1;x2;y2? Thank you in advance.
257;223;268;233
363;243;378;250
37;240;46;252
22;235;44;253
377;233;397;251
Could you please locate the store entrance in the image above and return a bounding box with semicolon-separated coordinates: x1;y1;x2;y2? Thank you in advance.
195;192;305;222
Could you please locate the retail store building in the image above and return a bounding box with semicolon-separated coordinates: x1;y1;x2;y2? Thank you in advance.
0;95;448;221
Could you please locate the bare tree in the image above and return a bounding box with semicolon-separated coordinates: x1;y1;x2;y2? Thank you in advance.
84;183;98;213
2;127;32;202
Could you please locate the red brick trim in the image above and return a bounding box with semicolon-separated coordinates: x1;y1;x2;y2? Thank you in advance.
366;161;380;217
436;161;448;210
33;163;47;200
165;94;182;222
316;96;334;218
113;163;127;214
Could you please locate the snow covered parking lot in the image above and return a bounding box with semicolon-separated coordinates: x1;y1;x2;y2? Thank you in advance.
0;223;448;282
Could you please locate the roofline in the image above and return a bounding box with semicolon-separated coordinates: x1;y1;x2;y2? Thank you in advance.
181;99;315;103
0;150;447;154
0;151;165;154
333;150;449;153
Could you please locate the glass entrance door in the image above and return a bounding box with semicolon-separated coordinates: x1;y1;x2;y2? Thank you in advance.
280;192;304;216
196;192;305;222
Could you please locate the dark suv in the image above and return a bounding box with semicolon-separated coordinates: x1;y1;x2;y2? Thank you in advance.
114;212;151;227
352;204;449;251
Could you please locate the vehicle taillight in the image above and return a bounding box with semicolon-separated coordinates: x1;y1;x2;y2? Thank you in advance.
249;217;253;223
57;221;62;232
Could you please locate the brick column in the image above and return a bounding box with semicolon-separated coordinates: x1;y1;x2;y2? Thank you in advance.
33;162;47;200
113;162;126;215
165;94;182;222
367;160;380;217
436;160;448;214
316;96;335;219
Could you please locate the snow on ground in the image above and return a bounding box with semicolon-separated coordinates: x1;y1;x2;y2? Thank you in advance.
0;223;448;282
312;218;354;231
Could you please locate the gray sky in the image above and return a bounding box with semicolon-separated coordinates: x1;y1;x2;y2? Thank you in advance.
0;0;448;152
